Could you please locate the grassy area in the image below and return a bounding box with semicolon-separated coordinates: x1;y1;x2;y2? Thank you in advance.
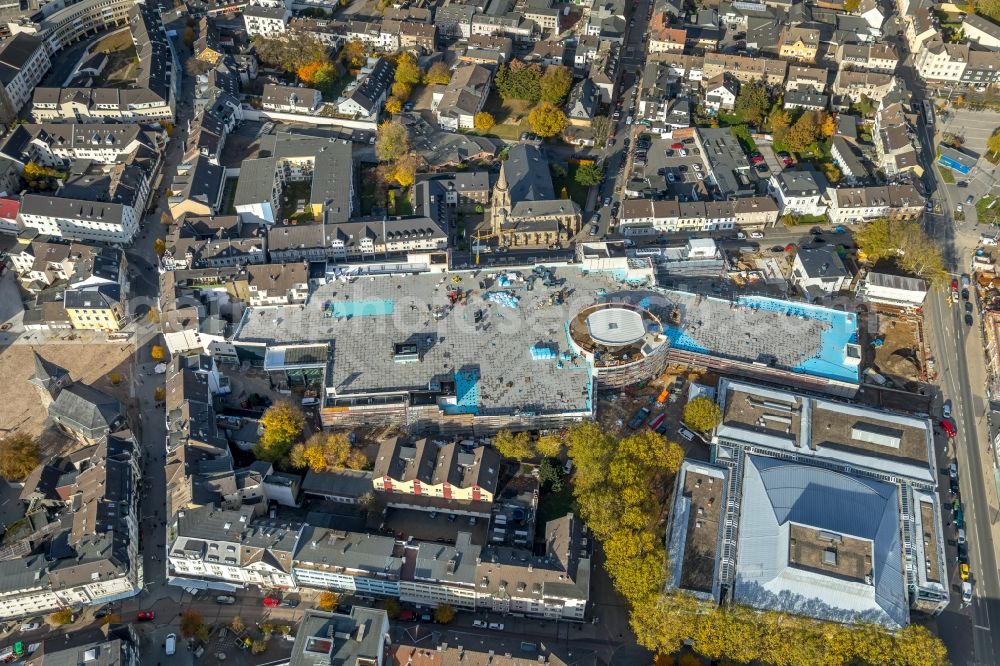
280;181;315;223
221;177;239;215
730;124;756;152
977;196;1000;225
387;189;412;216
551;164;590;210
937;165;956;184
535;482;575;539
360;166;380;215
92;29;134;53
781;212;828;226
480;90;532;140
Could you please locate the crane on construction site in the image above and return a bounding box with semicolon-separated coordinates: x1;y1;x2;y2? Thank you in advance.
472;228;500;266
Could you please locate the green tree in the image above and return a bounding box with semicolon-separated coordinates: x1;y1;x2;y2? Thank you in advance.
539;65;573;104
0;432;38;482
844;0;860;10
253;402;306;463
682;397;722;433
424;61;451;85
734;80;768;127
473;111;495;132
855;219;946;283
537;457;564;491
575;162;603;187
394;52;423;86
495;59;542;102
379;598;401;619
528;102;567;138
493;430;535;460
434;604;456;624
375;120;410;162
252;32;328;73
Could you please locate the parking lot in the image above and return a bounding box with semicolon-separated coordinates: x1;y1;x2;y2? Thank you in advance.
626;136;709;199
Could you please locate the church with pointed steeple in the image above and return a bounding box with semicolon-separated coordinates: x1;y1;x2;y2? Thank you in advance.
489;143;582;247
28;351;125;444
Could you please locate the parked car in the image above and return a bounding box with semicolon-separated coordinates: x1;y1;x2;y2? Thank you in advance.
136;612;155;622
18;624;38;633
419;613;433;622
164;634;176;657
966;313;974;326
488;622;505;631
472;619;487;628
962;288;970;301
950;476;960;495
967;195;975;205
749;232;764;239
215;596;237;605
962;581;973;603
399;610;416;622
960;563;971;581
670;142;684;149
943;403;952;419
280;599;300;608
942;420;957;437
263;597;280;608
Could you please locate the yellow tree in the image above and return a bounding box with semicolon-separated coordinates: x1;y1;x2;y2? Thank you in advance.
391;81;412;101
528;102;567;138
434;603;456;624
536;434;562;458
393;154;419;187
820;112;836;137
317;591;338;611
254;402;306;462
424;61;451;85
394;52;422;85
492;430;535;460
682;397;722;433
384;96;402;114
473;111;495;132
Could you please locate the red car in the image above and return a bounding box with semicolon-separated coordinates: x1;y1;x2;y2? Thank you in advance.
941;419;957;438
951;278;959;291
136;611;155;621
670;142;684;149
398;610;416;621
751;155;765;165
263;597;280;608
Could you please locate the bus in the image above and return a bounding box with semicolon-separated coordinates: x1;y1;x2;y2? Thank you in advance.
923;100;935;126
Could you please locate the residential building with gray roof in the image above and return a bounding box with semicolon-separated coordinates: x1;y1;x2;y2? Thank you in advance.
290;609;389;666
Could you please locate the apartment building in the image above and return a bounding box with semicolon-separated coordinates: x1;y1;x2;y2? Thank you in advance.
768;170;827;217
243;4;289;37
290;609;389;666
0;430;140;619
29;5;177;123
168;505;301;590
915;38;968;82
963;13;1000;49
336;57;393;121
262;84;322;115
433;63;493;131
777;26;819;63
702;53;787;86
372;438;502;506
292;527;402;598
0;33;49;120
168;156;226;220
832;69;895;103
163;215;265;270
65;284;126;331
238;262;310;306
0;122;165;170
18;161;150;245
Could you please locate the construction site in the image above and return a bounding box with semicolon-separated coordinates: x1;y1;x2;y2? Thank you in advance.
863;306;931;392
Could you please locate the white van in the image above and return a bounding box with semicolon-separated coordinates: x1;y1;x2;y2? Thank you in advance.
164;634;176;656
962;581;973;603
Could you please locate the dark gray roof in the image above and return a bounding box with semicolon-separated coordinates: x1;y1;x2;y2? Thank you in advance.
0;33;42;86
49;383;124;441
502;143;556;203
233;157;278;207
293;525;399;575
795;246;848;280
290;609;387;666
170;156;225;208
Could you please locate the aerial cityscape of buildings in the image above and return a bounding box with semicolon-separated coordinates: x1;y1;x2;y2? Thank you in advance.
0;0;995;662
